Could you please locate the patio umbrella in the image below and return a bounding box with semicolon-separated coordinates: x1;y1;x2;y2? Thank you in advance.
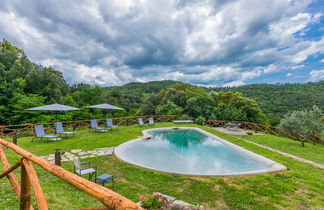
25;103;80;121
87;103;124;118
87;103;124;110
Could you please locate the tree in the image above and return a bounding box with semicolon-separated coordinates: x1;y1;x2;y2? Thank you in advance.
141;94;162;115
279;105;324;146
156;101;183;115
185;94;215;118
215;91;268;124
212;105;247;121
160;88;186;107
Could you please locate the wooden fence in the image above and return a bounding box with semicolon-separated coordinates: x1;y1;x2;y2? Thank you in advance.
0;115;181;138
205;120;324;144
0;138;143;210
0;115;322;144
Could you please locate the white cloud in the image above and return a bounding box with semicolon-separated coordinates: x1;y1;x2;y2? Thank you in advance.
309;69;324;81
223;81;245;87
0;0;323;86
286;73;293;77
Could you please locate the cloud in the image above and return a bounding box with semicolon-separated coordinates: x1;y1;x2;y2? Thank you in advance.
286;73;293;77
309;69;324;81
0;0;323;86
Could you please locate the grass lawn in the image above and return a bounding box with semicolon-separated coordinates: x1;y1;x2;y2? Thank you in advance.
238;134;324;165
0;123;323;209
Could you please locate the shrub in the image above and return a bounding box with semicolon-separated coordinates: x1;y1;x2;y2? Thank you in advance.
279;105;324;146
139;192;177;209
195;116;205;125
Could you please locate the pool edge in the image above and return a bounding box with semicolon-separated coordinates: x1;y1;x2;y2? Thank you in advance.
114;127;287;176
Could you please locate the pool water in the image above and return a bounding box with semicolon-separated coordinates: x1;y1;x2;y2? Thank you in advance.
114;128;285;176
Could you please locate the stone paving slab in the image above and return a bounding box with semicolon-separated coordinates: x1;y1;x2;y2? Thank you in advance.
39;146;115;162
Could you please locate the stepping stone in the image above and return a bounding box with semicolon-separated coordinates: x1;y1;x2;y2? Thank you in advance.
78;152;87;155
161;194;176;202
71;149;82;153
173;200;192;208
47;157;54;161
61;157;68;162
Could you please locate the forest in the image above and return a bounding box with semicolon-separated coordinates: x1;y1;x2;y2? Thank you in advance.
1;40;323;126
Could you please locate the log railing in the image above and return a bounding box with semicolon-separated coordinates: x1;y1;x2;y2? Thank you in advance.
0;115;322;144
0;138;142;210
205;120;324;144
0;115;181;138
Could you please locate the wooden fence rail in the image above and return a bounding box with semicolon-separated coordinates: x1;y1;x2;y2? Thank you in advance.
0;115;322;144
204;120;324;144
0;139;143;210
0;115;181;138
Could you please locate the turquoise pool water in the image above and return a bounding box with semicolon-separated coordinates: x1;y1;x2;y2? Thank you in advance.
115;128;281;176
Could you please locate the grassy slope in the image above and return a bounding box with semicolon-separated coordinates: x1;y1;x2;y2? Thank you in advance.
239;134;324;165
0;123;323;209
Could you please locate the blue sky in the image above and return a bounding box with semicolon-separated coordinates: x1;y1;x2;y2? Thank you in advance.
0;0;323;87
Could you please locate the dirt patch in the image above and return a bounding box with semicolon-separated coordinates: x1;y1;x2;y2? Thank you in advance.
222;177;243;189
189;176;209;181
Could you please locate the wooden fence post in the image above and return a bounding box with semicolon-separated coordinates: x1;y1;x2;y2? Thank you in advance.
13;133;18;145
22;159;48;210
20;163;31;210
54;149;62;166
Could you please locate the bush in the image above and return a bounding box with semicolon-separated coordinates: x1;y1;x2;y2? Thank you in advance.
139;192;177;209
279;105;324;146
195;116;205;125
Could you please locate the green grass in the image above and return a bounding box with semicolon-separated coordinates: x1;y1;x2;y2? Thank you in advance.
1;123;323;209
239;134;324;165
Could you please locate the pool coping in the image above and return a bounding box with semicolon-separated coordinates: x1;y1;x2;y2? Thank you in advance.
114;127;287;176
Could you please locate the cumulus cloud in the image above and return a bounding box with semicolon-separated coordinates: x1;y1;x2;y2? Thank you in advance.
0;0;323;86
309;69;324;81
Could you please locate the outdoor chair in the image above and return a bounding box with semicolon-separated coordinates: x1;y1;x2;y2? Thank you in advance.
138;118;144;126
54;122;75;136
32;124;61;142
106;118;118;130
90;119;108;132
73;157;97;181
148;117;154;126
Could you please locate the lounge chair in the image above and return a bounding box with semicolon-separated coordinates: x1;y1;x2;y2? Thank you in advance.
73;157;97;180
90;119;108;132
148;117;154;126
106;118;118;130
138;118;144;126
54;122;75;136
32;124;61;142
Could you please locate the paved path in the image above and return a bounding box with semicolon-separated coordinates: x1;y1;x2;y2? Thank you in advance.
235;137;324;169
39;147;115;163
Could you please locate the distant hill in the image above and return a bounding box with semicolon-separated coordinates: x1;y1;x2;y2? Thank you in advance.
106;80;182;98
110;80;324;118
211;81;324;117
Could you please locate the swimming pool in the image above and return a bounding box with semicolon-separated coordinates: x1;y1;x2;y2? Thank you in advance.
114;127;286;176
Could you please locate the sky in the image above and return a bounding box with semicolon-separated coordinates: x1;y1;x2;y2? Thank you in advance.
0;0;323;87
